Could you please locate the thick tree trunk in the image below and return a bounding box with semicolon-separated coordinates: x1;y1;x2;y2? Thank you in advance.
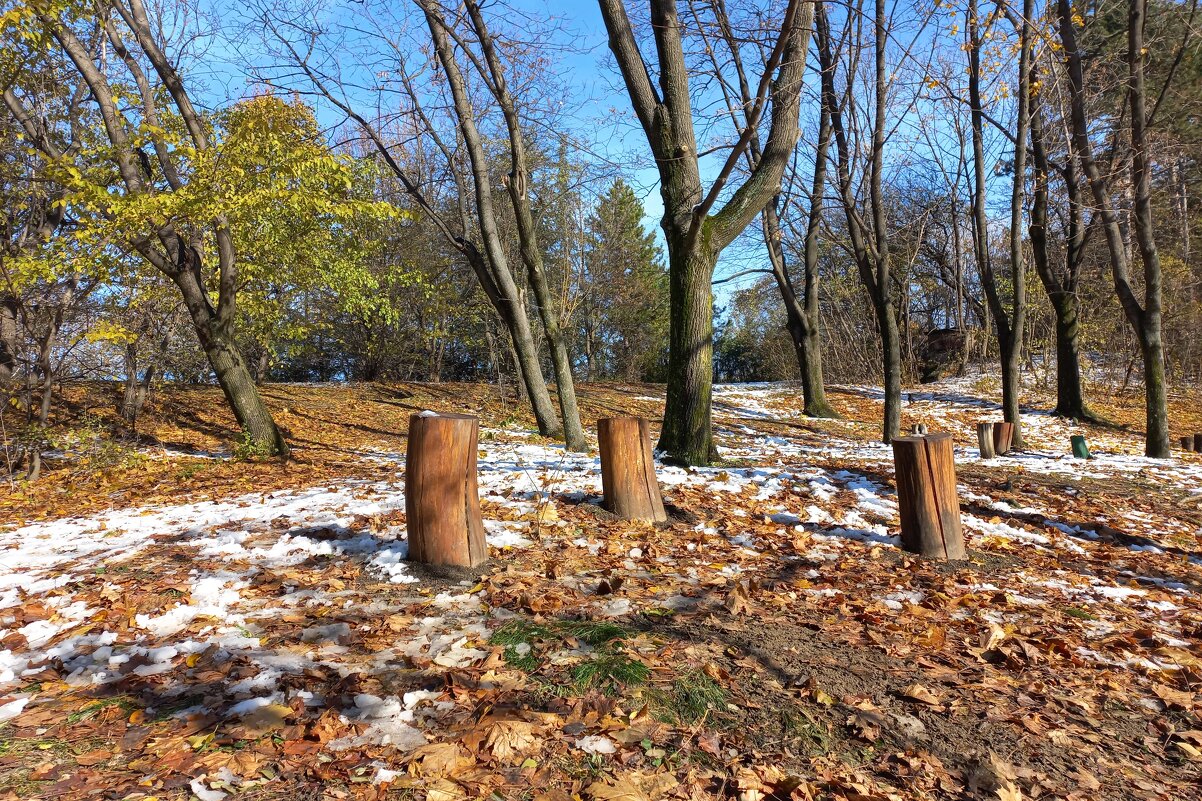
1051;296;1092;419
658;243;716;465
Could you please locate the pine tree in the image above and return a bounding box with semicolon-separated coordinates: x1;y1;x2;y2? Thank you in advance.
583;180;668;381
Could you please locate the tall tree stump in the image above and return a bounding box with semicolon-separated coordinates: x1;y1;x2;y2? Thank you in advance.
892;433;966;560
993;422;1015;455
976;423;996;459
598;417;667;522
405;412;487;568
1181;436;1195;452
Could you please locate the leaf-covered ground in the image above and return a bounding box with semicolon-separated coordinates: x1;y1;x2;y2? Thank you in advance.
1;376;1200;800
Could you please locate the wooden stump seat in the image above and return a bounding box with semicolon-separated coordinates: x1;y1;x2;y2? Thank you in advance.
892;432;966;560
597;417;667;523
405;412;487;568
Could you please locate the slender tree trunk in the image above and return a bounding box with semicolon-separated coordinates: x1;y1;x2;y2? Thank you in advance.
968;0;1027;447
1056;0;1168;457
879;297;903;441
463;0;586;452
1126;0;1170;457
0;297;16;383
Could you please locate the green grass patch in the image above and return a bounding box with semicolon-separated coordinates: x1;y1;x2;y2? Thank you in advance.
648;670;727;725
1064;606;1098;621
490;617;644;695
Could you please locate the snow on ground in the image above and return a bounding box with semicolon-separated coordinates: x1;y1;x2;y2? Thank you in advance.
0;375;1198;758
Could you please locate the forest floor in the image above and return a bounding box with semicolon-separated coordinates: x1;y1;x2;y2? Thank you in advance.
0;373;1200;801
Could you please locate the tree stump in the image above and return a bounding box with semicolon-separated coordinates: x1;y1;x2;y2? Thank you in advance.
1195;433;1202;453
1181;436;1195;452
1071;435;1091;459
892;433;966;560
911;423;928;435
405;412;487;568
598;417;667;522
993;421;1015;455
976;423;996;459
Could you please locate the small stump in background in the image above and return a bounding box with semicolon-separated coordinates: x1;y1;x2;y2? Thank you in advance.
1071;435;1092;459
892;433;965;560
1181;436;1196;453
976;423;996;459
993;421;1015;455
405;412;487;568
598;417;667;523
911;423;928;435
1195;433;1202;453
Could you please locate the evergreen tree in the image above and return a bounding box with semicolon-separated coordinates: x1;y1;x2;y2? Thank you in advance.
582;180;668;381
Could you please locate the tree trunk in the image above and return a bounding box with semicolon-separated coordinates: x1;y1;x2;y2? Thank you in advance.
658;243;716;465
171;270;288;457
879;297;903;443
405;412;487;567
598;417;667;522
0;296;16;383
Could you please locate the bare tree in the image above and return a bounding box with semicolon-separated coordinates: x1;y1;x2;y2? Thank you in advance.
968;0;1032;447
1055;0;1169;457
598;0;813;465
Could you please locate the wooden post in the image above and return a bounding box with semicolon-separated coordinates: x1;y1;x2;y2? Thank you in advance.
1181;436;1195;452
891;433;966;560
598;417;667;522
993;421;1015;455
1071;435;1091;459
976;423;996;459
405;412;487;568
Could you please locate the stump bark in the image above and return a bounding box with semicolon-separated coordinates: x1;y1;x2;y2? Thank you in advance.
892;433;966;560
598;417;667;522
976;423;996;459
1181;436;1196;452
993;421;1015;455
405;412;487;567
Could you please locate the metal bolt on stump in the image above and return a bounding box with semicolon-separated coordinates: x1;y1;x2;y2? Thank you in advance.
891;432;966;560
597;417;667;523
405;412;488;568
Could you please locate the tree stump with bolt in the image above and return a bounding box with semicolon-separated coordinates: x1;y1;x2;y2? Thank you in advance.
993;422;1015;455
892;433;965;560
598;417;667;523
405;412;487;568
977;423;996;459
